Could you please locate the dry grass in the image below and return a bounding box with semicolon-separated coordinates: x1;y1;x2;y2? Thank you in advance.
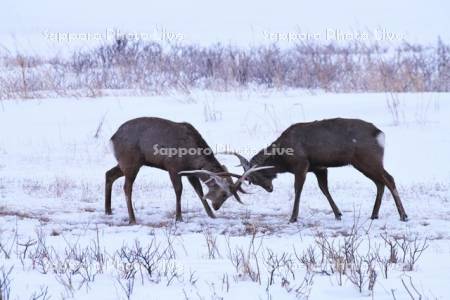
1;38;449;99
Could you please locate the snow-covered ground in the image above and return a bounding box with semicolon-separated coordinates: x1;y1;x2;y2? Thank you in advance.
1;91;449;299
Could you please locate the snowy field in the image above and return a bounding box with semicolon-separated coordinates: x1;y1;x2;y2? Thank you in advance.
0;91;449;299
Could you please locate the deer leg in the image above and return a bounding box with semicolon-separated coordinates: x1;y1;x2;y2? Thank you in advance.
105;165;124;215
123;168;139;225
352;161;387;220
353;157;407;221
290;164;309;223
382;170;408;221
371;182;385;219
169;172;184;222
313;169;342;220
188;176;215;219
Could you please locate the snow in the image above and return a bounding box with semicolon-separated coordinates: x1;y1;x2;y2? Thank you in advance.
0;90;450;299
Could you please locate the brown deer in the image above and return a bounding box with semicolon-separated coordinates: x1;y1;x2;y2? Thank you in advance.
225;118;408;223
105;117;264;224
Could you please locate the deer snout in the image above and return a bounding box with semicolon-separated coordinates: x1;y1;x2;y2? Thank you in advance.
265;184;273;192
212;201;223;211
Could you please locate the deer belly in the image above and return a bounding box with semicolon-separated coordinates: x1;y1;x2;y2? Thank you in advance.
308;149;353;167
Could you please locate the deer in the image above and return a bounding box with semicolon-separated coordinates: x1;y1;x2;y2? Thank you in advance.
105;117;267;224
224;118;408;223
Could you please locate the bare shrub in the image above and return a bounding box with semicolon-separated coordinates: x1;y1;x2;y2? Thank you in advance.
48;177;74;198
203;101;222;122
399;236;429;272
346;254;377;294
386;93;402;126
203;229;221;259
0;220;434;299
28;228;52;274
378;232;399;279
263;249;295;287
1;39;449;99
93;113;107;138
400;275;426;300
29;286;50;300
294;245;317;272
308;221;429;295
0;266;13;300
226;231;262;283
293;271;314;299
0;234;15;260
116;274;135;300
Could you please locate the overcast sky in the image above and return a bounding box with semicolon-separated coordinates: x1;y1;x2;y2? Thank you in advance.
1;0;449;54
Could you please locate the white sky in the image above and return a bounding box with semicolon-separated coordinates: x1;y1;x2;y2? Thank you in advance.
1;0;449;54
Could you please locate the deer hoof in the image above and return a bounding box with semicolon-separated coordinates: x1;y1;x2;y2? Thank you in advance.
105;210;112;215
176;216;184;222
370;214;379;220
400;214;408;222
335;214;342;221
289;217;297;223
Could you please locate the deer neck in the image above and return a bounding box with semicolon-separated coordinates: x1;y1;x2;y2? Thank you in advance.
252;148;286;173
194;156;225;187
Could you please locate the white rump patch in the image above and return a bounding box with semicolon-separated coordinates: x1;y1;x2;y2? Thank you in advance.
376;132;385;148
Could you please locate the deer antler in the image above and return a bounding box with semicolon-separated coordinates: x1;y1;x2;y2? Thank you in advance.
179;165;274;203
178;170;229;190
232;165;274;190
178;169;244;203
218;151;252;171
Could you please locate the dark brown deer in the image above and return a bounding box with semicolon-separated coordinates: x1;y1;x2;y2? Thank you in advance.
226;118;408;223
105;117;261;224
